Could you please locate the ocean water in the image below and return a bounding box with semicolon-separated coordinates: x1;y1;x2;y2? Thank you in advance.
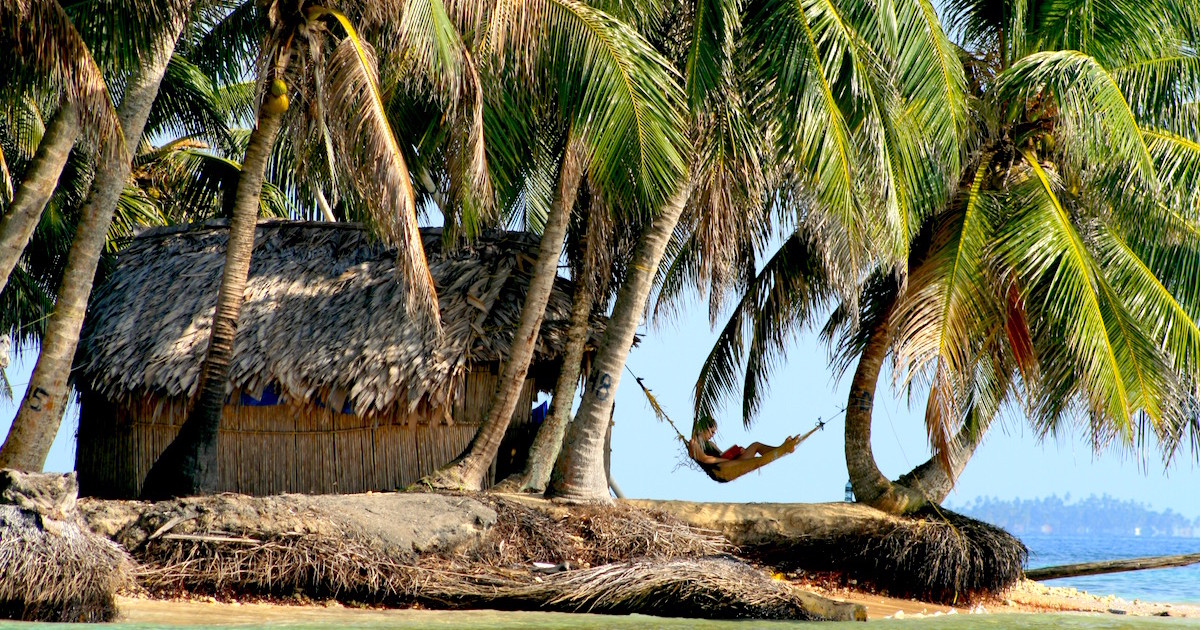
1024;534;1200;604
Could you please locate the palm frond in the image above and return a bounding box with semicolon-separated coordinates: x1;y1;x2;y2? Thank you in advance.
1111;53;1200;121
891;160;999;466
995;152;1140;442
1092;226;1200;380
397;0;493;215
144;54;232;146
693;230;833;429
747;0;871;254
491;0;689;212
318;9;439;327
1;0;123;156
181;0;261;87
994;51;1156;190
877;0;969;181
685;0;740;116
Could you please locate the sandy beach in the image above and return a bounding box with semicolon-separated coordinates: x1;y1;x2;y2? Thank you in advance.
796;578;1200;620
113;577;1200;624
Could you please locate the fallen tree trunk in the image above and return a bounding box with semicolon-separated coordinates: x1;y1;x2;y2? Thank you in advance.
625;500;900;547
627;499;1027;605
1026;553;1200;581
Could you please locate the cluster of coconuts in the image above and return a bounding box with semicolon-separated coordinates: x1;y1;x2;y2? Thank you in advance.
265;78;289;114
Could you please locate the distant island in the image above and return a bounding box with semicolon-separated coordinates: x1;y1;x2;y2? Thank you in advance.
953;495;1200;538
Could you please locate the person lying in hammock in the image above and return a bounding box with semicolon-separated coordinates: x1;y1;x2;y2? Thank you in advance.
686;424;804;483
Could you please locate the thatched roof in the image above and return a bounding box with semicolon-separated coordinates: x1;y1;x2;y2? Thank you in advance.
78;220;592;416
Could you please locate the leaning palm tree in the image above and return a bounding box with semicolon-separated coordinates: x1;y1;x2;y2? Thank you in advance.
139;0;484;498
420;0;688;491
692;0;1200;514
494;178;635;493
0;0;192;471
546;0;968;503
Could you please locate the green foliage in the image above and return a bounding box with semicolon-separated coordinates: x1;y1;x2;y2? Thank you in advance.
692;0;1200;473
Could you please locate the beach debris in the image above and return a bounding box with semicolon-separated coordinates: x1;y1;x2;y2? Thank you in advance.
0;471;132;622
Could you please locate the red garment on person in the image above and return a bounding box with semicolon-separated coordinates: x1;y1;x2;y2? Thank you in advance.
720;445;744;460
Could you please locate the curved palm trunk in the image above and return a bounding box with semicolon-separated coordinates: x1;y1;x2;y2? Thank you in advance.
498;224;598;493
139;85;287;499
843;296;927;514
895;412;987;503
422;142;585;491
0;21;184;471
0;101;78;297
546;187;689;503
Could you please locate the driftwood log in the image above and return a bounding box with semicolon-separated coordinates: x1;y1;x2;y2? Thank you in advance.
1027;553;1200;581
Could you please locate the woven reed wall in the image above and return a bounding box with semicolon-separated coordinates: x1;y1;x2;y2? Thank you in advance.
76;371;538;498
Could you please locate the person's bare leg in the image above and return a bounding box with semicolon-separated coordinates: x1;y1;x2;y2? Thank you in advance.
736;442;772;459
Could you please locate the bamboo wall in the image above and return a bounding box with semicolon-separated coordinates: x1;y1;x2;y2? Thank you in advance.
76;371;538;498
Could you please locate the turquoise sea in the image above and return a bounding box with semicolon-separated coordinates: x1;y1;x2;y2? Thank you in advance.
1025;534;1200;604
1;534;1196;628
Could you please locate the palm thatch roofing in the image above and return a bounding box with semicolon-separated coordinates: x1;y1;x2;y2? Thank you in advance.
78;220;594;417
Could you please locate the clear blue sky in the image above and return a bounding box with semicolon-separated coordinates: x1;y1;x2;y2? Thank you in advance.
605;297;1200;520
3;297;1198;520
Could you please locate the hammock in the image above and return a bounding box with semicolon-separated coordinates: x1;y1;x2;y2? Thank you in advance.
629;368;832;483
697;425;820;483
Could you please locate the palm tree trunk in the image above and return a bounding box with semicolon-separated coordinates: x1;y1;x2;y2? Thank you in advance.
423;142;585;491
0;21;184;472
139;82;288;500
843;293;928;514
895;412;987;503
497;226;598;493
546;186;689;503
0;101;78;297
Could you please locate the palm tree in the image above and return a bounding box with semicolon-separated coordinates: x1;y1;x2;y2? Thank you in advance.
419;0;688;491
496;183;630;493
546;0;968;503
0;0;191;471
692;0;1200;514
139;0;480;498
0;0;122;300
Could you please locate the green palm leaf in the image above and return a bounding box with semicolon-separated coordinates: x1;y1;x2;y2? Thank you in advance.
685;0;740;116
892;160;999;461
994;51;1157;190
495;0;689;212
996;151;1144;440
1092;226;1200;378
692;230;833;429
2;0;124;154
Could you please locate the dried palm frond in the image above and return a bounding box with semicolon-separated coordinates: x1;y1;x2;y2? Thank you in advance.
0;506;132;622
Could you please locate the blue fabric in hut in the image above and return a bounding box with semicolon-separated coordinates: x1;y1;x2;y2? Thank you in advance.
530;401;549;426
241;383;281;406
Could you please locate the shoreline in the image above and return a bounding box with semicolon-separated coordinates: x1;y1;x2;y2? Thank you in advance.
112;579;1200;625
7;475;1195;624
87;491;1200;622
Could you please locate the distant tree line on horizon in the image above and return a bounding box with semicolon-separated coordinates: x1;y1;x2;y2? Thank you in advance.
954;494;1200;537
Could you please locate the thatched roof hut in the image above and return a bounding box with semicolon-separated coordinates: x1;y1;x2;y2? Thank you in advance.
75;221;595;498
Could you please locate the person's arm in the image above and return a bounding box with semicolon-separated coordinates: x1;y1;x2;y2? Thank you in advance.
688;437;724;465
